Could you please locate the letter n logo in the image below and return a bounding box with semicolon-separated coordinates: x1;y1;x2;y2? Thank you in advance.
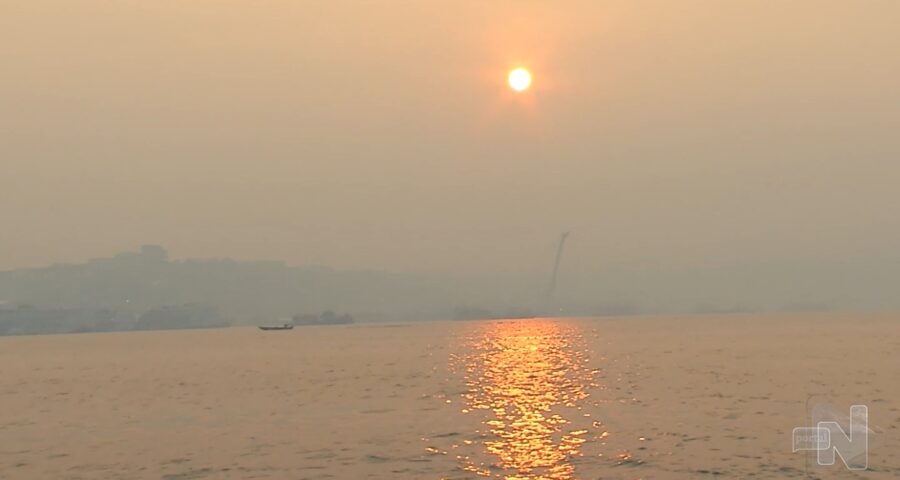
817;405;868;470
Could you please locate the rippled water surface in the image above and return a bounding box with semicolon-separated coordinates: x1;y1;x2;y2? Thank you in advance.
446;320;604;479
4;315;899;479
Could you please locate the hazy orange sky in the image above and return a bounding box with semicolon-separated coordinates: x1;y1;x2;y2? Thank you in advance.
2;1;899;274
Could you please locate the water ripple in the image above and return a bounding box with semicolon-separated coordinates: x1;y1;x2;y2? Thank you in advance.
448;319;602;479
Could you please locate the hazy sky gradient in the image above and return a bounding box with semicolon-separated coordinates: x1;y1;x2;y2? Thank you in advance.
3;1;899;274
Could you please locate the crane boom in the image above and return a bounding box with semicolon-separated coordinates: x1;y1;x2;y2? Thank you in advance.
547;232;570;302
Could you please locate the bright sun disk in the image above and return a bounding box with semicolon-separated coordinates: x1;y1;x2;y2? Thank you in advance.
508;68;532;92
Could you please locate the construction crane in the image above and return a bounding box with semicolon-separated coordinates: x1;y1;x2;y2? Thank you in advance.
546;232;570;309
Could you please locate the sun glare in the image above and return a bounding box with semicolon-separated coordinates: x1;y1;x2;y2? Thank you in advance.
508;68;532;92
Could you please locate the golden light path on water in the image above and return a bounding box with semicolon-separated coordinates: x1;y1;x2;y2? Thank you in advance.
450;320;602;479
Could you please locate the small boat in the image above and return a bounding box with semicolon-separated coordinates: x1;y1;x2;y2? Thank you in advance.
258;323;294;331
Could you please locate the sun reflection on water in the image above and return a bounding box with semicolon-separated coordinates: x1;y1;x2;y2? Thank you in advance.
452;319;600;479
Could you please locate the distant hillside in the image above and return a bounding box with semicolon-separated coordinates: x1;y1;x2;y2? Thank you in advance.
3;245;897;336
0;245;471;327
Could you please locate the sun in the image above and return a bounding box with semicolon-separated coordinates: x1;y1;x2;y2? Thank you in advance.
507;67;532;92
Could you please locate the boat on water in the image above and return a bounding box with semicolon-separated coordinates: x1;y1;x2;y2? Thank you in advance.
258;323;294;331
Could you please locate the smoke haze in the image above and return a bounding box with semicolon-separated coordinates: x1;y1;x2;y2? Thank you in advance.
3;1;900;311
